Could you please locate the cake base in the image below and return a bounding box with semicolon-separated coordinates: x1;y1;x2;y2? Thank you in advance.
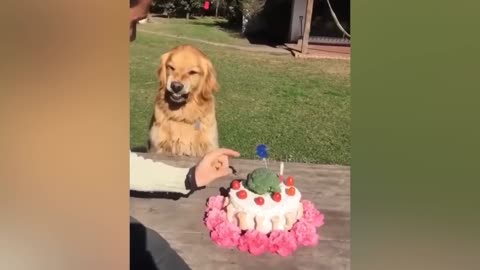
204;195;325;256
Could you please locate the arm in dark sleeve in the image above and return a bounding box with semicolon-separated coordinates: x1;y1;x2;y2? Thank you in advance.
130;217;191;270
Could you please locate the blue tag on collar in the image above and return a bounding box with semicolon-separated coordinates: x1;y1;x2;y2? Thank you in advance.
194;119;201;130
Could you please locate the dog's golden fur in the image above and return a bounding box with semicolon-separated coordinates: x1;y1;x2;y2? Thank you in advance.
148;45;219;157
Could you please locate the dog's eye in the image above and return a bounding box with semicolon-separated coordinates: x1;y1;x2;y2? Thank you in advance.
167;65;175;71
188;70;198;75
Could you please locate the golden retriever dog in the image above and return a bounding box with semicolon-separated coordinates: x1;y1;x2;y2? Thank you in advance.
148;45;219;157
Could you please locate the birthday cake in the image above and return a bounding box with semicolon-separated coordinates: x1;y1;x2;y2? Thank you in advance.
225;168;303;234
203;145;325;256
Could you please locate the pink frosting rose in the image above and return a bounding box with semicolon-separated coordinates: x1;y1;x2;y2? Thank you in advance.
210;220;241;248
301;200;324;227
205;208;227;231
207;195;225;210
238;230;269;255
292;220;319;247
268;230;297;256
301;200;316;211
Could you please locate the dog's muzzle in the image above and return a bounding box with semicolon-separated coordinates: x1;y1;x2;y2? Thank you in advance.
167;81;188;103
169;93;188;103
170;81;184;93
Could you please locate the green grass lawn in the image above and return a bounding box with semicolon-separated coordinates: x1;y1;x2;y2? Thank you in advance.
141;17;251;46
130;19;351;165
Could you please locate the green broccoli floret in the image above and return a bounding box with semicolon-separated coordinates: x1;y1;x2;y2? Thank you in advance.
245;168;281;195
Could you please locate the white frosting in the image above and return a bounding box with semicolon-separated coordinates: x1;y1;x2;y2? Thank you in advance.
227;182;301;233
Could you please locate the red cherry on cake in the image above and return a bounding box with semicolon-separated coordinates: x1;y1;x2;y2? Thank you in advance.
231;180;241;190
285;176;295;186
286;186;296;196
272;192;282;202
254;197;265;205
236;190;247;199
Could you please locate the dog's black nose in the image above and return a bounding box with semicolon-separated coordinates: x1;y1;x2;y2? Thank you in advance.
170;81;184;93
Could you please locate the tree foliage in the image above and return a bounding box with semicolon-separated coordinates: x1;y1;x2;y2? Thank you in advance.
152;0;204;18
239;0;266;17
151;0;265;20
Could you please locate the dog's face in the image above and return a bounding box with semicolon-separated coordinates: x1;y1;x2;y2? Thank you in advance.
157;45;218;104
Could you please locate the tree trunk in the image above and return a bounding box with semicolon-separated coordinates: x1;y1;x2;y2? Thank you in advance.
241;15;248;35
186;12;190;20
215;0;219;17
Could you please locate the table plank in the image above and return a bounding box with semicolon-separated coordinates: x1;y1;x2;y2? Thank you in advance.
154;232;349;270
130;153;350;270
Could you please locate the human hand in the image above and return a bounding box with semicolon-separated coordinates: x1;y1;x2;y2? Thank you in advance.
195;148;240;187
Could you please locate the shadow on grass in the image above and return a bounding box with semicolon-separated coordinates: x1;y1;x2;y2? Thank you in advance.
150;13;200;20
150;13;168;18
190;19;285;49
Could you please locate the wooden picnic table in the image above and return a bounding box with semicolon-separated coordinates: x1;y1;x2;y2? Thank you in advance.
130;153;350;270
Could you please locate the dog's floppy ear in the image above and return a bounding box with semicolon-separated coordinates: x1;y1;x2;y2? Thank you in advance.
201;58;219;100
156;52;171;90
